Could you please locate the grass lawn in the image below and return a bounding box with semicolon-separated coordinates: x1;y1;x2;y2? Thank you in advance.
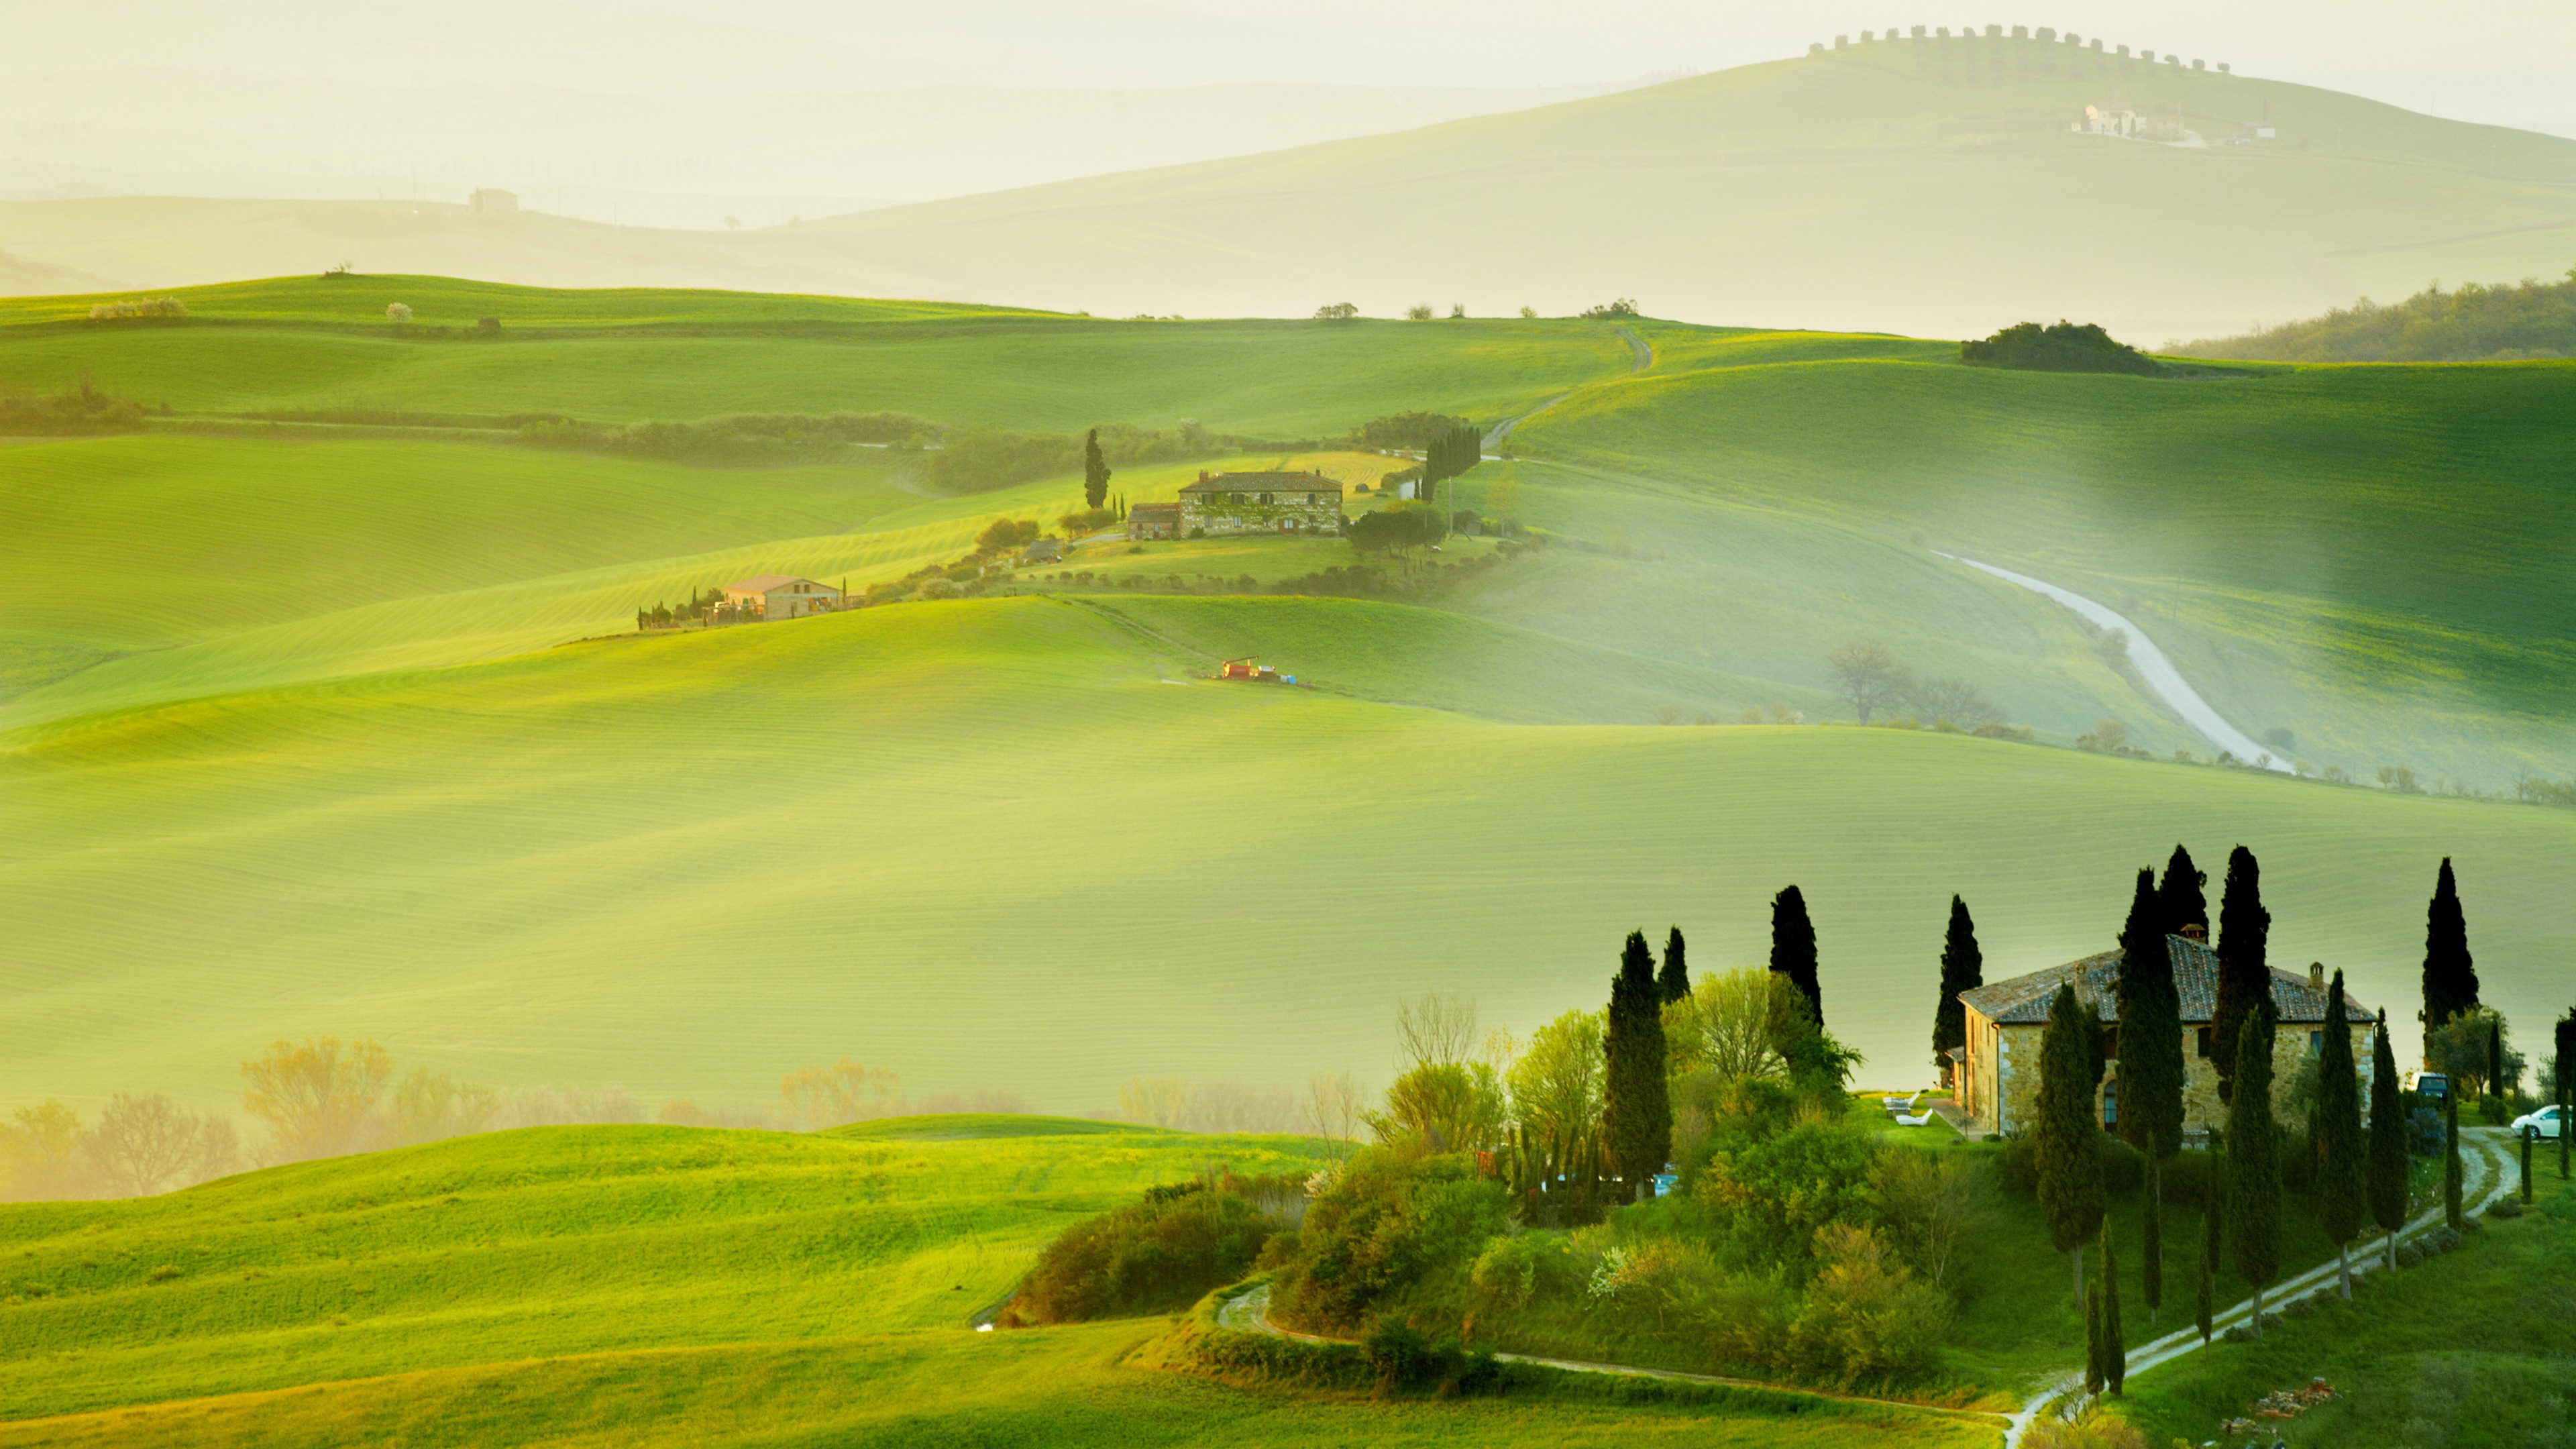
0;1118;1994;1448
2111;1167;2576;1447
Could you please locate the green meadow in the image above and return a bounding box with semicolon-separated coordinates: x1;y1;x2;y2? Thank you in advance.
0;1118;1992;1448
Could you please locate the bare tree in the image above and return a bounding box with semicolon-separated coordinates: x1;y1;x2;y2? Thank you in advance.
82;1093;203;1197
1301;1071;1367;1148
241;1038;392;1161
1118;1076;1189;1128
1394;994;1480;1069
1825;641;1913;722
779;1057;901;1131
1909;675;2000;727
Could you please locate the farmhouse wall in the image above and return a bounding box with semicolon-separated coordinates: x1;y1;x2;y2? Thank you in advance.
1983;1017;2376;1137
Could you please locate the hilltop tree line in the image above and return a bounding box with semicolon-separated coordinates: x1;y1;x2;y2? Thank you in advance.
2185;269;2576;363
1961;320;2164;376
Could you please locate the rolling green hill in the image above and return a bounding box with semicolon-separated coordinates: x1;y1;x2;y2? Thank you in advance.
7;594;2572;1119
10;43;2575;341
0;1120;1987;1447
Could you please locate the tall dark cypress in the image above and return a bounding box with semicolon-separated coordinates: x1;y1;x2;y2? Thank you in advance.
2194;1150;2222;1344
1770;885;1823;1027
2557;1008;2575;1181
2312;970;2366;1297
2421;857;2480;1034
1081;427;1112;510
2157;844;2208;936
2225;1020;2280;1338
1658;927;1690;1005
2114;867;2184;1325
1932;896;1983;1078
2211;845;2273;1104
1603;930;1670;1203
2367;1010;2409;1269
2488;1016;2505;1101
2036;983;2106;1303
2098;1215;2125;1395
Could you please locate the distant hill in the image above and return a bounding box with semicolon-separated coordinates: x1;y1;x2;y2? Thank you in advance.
2183;270;2576;360
8;40;2573;339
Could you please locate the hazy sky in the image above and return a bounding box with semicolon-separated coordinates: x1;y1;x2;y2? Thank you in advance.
15;0;2572;129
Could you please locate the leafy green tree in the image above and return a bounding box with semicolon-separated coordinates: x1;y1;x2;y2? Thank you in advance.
1959;320;2163;375
2211;845;2272;1104
2367;1010;2410;1269
2157;844;2207;934
2036;983;2106;1303
1658;927;1690;1005
1603;930;1672;1202
2114;867;2183;1325
1770;885;1823;1028
1506;1008;1604;1149
2225;1020;2281;1338
2312;970;2366;1297
2426;1006;2522;1098
1368;1061;1507;1152
1082;428;1112;511
2098;1214;2125;1394
2421;857;2481;1034
1931;896;1982;1077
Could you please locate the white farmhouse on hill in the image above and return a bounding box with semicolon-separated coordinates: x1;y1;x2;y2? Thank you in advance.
2080;104;2141;138
721;574;842;620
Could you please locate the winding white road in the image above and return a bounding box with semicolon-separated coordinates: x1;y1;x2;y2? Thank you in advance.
1936;553;2292;773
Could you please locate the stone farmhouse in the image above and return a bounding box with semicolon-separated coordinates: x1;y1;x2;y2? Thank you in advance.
1126;502;1182;540
720;574;842;620
1175;470;1345;537
1952;932;2378;1138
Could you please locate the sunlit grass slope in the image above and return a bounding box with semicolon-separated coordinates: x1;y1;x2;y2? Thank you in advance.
0;1118;1322;1419
6;596;2570;1115
1505;354;2576;780
0;275;1638;431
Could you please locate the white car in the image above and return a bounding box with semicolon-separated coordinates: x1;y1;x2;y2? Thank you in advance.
2511;1105;2565;1140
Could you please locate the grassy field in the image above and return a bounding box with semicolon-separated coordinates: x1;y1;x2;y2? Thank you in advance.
6;594;2572;1117
2112;1167;2575;1446
0;1118;1990;1448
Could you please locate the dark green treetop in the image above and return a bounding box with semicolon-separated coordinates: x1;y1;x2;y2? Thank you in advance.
2367;1009;2409;1240
1658;926;1689;1005
2212;845;2272;1104
2157;844;2207;935
2421;857;2480;1032
1081;427;1112;510
2036;983;2106;1268
2311;970;2367;1272
2114;867;2185;1163
1770;885;1822;1027
1603;930;1670;1203
1932;895;1982;1074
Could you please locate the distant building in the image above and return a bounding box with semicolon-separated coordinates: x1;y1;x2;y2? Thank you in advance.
1126;503;1183;541
470;188;520;216
1176;470;1345;537
720;574;842;620
1953;932;2378;1138
2081;104;2141;138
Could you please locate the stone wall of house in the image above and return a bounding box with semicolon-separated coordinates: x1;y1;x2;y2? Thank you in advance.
1987;1018;2377;1137
1179;489;1342;537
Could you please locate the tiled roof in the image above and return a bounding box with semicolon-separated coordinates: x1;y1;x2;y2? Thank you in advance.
1129;502;1181;514
1957;935;2373;1027
1179;472;1343;494
724;574;828;593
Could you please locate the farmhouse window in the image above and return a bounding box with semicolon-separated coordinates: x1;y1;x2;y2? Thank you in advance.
2101;1076;2117;1128
2195;1026;2212;1059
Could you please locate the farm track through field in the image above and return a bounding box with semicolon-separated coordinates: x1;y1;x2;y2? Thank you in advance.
2004;1128;2523;1446
1218;1283;2012;1430
1480;322;1654;453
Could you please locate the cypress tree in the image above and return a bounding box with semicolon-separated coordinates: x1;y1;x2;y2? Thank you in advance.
2225;1020;2280;1339
2367;1010;2409;1269
2488;1016;2504;1102
2194;1150;2221;1344
2114;867;2184;1326
2443;1085;2463;1232
2083;1281;2104;1395
2421;857;2480;1034
2036;983;2106;1303
1932;896;1983;1079
2312;970;2366;1297
1658;926;1690;1005
1603;930;1670;1203
1082;428;1112;510
2157;844;2208;935
1770;885;1823;1027
2557;1008;2574;1181
2098;1214;2125;1395
2211;845;2272;1104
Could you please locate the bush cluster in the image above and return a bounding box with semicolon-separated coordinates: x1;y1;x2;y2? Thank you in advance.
1001;1173;1303;1326
1961;320;2163;376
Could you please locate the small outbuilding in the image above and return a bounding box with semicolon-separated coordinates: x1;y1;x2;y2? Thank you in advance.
1127;502;1183;540
721;574;843;620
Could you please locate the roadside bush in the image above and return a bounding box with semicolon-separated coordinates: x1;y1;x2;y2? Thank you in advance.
0;377;144;434
2022;1411;2151;1449
1699;1109;1878;1269
1269;1147;1511;1331
1996;1135;2038;1196
1783;1222;1950;1385
1002;1175;1295;1326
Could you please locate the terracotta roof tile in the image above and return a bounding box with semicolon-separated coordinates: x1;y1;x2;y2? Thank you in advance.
1957;934;2373;1026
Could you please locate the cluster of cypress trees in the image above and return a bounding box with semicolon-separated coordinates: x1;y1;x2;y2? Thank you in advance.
1420;423;1483;492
